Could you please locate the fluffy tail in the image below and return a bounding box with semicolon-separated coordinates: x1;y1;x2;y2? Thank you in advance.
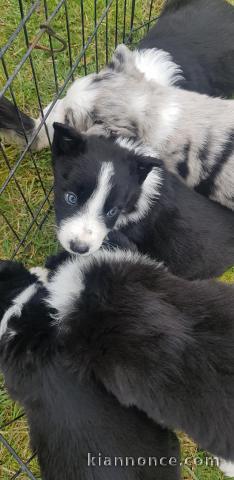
0;96;61;150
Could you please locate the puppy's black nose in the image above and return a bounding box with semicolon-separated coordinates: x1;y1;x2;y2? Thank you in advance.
69;241;89;254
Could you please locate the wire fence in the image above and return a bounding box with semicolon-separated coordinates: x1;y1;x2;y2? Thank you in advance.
0;1;161;478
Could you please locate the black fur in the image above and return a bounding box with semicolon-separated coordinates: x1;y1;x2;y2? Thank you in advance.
52;124;234;280
0;260;181;480
195;130;234;198
0;96;35;140
0;260;38;318
49;250;234;463
176;142;191;179
139;0;234;97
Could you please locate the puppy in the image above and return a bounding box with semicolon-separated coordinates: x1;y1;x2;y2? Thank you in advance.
1;0;234;149
52;122;234;280
86;44;234;211
140;0;234;97
44;248;234;477
0;259;181;480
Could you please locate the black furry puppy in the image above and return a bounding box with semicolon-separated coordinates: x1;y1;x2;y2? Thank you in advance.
0;260;181;480
140;0;234;97
44;248;234;477
52;123;234;280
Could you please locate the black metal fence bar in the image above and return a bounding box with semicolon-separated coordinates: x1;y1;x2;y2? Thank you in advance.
80;0;87;75
43;0;59;93
0;0;116;196
10;185;53;259
0;434;36;480
1;143;37;222
0;1;40;59
0;413;25;430
63;0;74;82
0;0;66;97
11;453;37;480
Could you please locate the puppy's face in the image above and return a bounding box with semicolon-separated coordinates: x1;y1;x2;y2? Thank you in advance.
52;123;162;256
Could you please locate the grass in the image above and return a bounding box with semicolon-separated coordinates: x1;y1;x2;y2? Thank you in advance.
0;0;234;479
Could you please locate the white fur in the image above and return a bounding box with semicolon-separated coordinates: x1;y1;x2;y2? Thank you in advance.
91;248;163;270
133;48;183;86
158;101;181;145
46;257;85;323
24;75;97;151
63;73;97;132
0;283;38;340
46;249;161;322
116;137;158;158
220;459;234;477
35;98;65;149
58;163;114;255
30;267;49;285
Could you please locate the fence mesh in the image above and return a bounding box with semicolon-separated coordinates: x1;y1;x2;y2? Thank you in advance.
0;1;162;478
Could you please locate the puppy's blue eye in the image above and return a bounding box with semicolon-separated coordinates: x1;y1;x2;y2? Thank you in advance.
64;192;77;205
106;207;119;217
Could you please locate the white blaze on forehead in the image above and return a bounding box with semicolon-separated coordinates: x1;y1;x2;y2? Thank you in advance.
58;162;114;254
0;283;38;340
87;162;114;219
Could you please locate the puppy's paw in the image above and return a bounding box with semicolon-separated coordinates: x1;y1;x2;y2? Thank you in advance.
220;459;234;478
30;267;49;285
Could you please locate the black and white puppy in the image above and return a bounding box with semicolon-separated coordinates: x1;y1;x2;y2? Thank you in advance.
1;0;234;149
44;248;234;477
52;122;234;280
2;248;234;476
0;259;181;480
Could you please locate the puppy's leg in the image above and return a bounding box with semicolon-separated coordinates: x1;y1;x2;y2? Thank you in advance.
220;459;234;478
0;260;40;340
30;267;49;286
0;282;38;340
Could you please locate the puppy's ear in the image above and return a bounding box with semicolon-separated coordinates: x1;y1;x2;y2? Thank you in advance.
108;44;138;75
52;122;86;156
136;157;159;183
